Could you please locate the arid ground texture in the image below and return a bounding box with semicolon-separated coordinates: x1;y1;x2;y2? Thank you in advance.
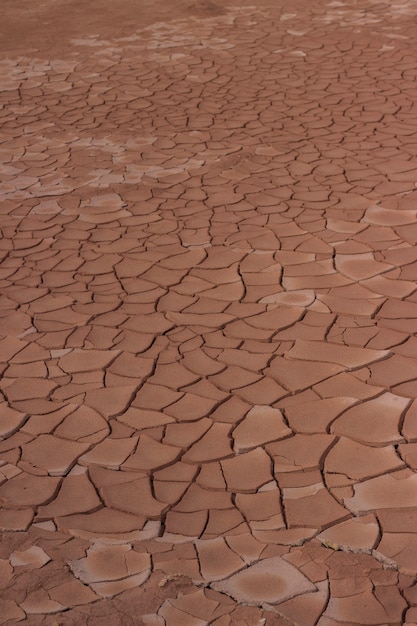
2;0;417;624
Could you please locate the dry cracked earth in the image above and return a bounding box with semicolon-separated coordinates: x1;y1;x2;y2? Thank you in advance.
2;0;417;624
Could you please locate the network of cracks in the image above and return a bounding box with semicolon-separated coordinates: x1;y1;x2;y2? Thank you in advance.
2;0;417;623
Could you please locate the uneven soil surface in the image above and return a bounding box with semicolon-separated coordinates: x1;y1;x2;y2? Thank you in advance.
2;0;417;624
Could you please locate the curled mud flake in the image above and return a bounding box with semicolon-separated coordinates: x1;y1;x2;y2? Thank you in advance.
21;434;90;476
20;590;66;615
69;543;151;597
0;472;61;508
10;545;50;569
330;392;408;445
232;405;292;452
317;514;380;552
212;556;316;605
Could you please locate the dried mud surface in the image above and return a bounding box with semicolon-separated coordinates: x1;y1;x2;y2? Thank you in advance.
2;0;417;624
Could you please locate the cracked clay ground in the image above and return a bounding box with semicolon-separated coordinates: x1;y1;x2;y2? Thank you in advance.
3;0;417;624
